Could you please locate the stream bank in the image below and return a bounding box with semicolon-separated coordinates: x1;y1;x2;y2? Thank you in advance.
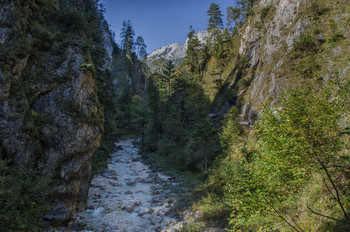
50;139;192;232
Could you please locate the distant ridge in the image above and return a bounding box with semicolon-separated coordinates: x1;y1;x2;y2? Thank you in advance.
147;30;211;67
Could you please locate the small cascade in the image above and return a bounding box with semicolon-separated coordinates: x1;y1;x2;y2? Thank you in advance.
57;139;185;232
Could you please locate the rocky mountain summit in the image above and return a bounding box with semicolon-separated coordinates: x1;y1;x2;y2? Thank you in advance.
147;30;211;67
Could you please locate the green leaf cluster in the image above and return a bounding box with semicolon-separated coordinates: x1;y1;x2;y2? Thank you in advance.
0;159;53;231
209;80;350;231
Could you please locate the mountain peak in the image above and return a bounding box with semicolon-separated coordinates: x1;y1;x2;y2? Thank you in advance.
147;30;212;67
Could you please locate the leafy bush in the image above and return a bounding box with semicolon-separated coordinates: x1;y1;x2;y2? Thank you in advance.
294;33;319;53
260;5;273;21
236;78;251;89
309;1;330;18
0;160;53;231
92;142;110;174
329;33;345;43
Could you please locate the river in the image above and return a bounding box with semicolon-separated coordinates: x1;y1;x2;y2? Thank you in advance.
60;139;184;232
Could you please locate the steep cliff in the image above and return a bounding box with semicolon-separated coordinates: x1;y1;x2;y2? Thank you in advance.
0;0;115;227
236;0;350;122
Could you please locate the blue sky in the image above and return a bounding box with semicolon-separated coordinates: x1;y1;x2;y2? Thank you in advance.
100;0;234;53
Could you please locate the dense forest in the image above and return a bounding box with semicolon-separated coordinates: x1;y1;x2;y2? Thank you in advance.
0;0;349;231
128;0;350;231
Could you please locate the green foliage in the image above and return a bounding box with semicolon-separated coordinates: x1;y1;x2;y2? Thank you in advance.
207;3;224;30
120;20;135;55
309;1;330;19
260;5;273;21
295;55;321;79
219;107;242;151
0;160;53;231
135;36;147;59
79;62;95;72
227;0;257;33
92;142;110;174
185;26;205;76
236;77;251;89
215;81;350;231
144;65;220;172
56;8;90;33
180;223;205;232
294;33;319;54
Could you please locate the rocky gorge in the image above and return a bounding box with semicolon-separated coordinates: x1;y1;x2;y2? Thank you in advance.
48;139;190;232
1;0;349;231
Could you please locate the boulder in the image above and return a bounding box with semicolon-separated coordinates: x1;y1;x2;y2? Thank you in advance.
43;205;72;226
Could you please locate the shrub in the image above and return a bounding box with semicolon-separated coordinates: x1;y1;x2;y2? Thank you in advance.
92;142;110;174
0;160;53;231
309;1;330;18
260;5;273;21
237;78;251;89
294;33;318;53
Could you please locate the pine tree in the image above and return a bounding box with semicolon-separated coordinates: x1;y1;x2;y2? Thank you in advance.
207;3;223;30
135;36;147;59
185;26;202;74
227;0;256;34
120;20;135;56
162;60;175;96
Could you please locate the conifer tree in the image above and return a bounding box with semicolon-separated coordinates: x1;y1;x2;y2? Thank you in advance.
135;36;147;59
207;3;224;30
120;20;135;55
162;60;175;96
227;0;256;34
186;26;201;74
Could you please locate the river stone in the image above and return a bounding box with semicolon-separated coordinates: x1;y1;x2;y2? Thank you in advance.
126;180;136;186
135;207;150;216
154;225;163;232
104;169;117;176
161;189;172;196
89;187;102;198
150;215;164;225
151;184;162;191
140;177;153;183
165;209;177;218
109;180;122;186
151;189;160;195
122;200;142;212
43;205;72;226
151;197;162;204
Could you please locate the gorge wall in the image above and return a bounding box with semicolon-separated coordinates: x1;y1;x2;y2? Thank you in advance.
236;0;350;123
0;0;116;225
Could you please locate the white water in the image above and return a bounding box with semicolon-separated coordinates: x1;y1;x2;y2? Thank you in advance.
70;139;180;232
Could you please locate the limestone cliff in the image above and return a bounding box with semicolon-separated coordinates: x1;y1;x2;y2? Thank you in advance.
0;0;114;225
236;0;350;123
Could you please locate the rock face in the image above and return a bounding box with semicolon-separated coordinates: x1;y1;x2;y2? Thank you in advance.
147;30;211;66
147;42;187;66
237;0;307;123
0;0;112;222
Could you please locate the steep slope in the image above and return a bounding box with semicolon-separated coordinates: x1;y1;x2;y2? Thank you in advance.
0;0;117;227
176;0;350;230
236;0;350;122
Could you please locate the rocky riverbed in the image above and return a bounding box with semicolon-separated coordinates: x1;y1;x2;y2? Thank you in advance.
52;139;187;232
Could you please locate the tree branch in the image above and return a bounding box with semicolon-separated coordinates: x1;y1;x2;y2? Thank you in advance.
264;197;303;232
315;156;349;221
306;201;341;222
